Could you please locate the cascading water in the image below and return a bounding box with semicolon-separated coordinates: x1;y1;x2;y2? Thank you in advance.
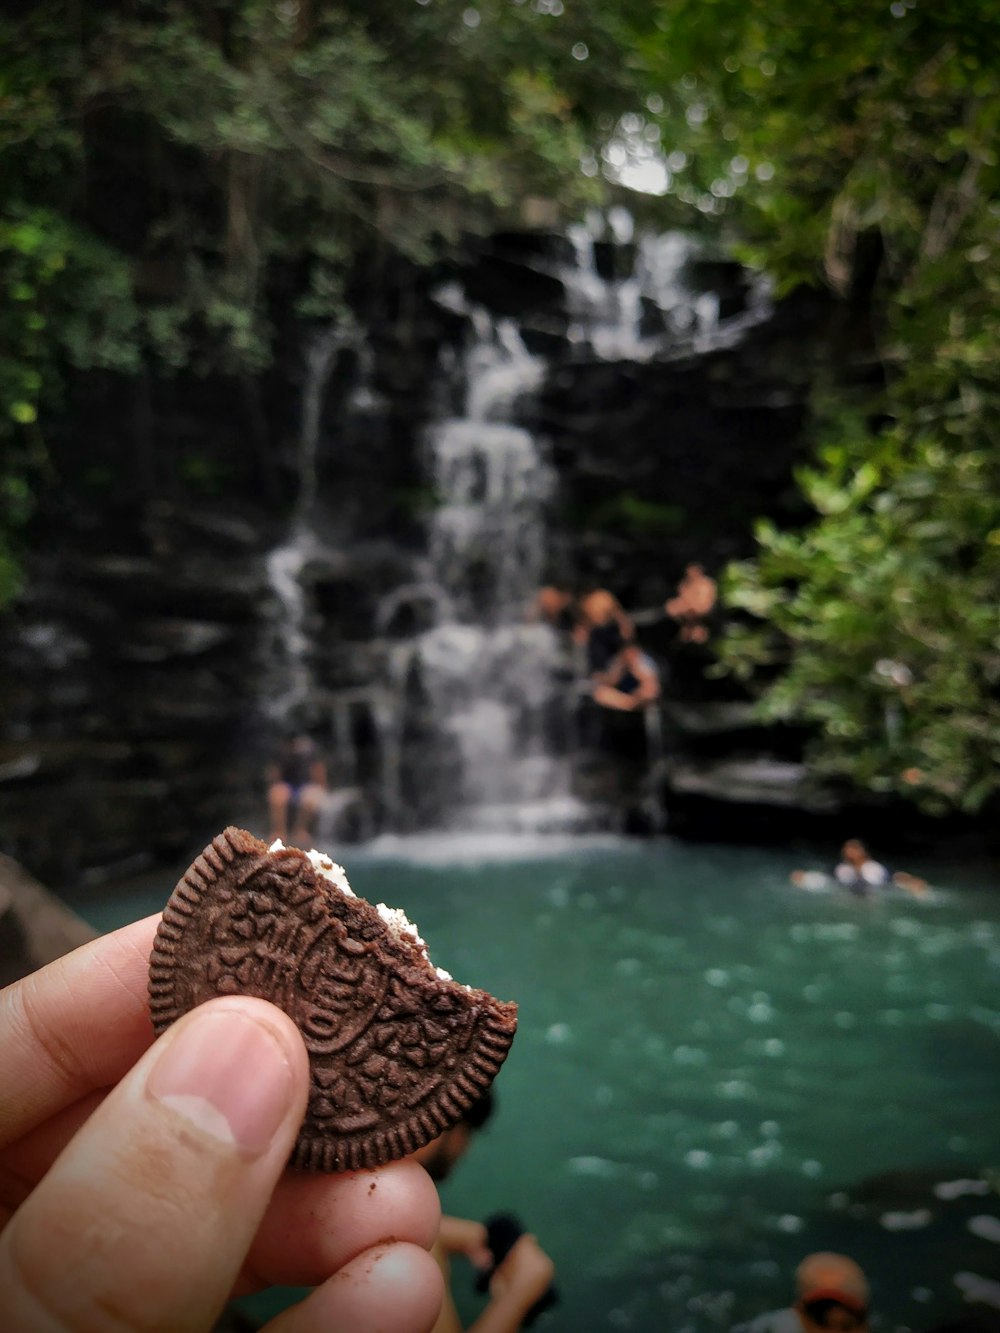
560;207;772;362
368;216;778;834
387;297;591;832
425;307;547;619
261;216;779;834
262;324;350;722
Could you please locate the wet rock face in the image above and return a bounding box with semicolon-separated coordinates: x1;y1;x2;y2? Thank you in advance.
0;506;426;885
1;229;836;885
0;506;275;883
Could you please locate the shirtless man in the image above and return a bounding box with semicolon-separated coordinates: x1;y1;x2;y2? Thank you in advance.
665;563;717;644
410;1093;555;1333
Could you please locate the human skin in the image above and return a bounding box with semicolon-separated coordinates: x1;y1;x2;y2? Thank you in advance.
592;648;661;711
429;1225;554;1333
0;914;443;1332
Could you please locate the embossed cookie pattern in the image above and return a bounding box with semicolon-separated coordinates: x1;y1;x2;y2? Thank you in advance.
148;827;518;1171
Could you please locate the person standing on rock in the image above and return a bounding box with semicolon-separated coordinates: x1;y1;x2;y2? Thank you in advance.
665;563;717;644
574;587;635;674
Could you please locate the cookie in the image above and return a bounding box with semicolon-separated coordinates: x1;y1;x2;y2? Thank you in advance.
148;827;517;1171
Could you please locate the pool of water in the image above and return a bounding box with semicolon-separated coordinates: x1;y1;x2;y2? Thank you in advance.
66;835;1000;1331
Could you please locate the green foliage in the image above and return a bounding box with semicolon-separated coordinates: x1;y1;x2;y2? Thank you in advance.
65;0;625;361
576;490;685;537
0;0;652;606
719;429;1000;813
628;2;1000;812
0;206;138;601
178;449;232;496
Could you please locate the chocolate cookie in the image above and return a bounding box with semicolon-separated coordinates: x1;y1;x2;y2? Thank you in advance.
148;827;517;1171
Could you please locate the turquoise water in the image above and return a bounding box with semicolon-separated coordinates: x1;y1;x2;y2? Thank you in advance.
66;836;1000;1331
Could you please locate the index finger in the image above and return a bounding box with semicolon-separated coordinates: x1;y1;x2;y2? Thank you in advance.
0;914;160;1149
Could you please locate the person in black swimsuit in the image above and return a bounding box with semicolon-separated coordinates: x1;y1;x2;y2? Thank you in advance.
592;640;661;712
574;588;635;674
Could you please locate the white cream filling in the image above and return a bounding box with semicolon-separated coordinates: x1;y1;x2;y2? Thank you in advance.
269;839;355;897
270;838;455;982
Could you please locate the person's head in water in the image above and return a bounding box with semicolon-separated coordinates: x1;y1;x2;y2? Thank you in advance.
410;1090;494;1183
794;1252;870;1332
840;839;869;869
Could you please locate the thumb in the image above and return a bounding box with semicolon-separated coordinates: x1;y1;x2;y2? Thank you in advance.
0;996;309;1333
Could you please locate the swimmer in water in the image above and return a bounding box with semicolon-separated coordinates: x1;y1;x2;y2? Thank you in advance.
791;840;928;898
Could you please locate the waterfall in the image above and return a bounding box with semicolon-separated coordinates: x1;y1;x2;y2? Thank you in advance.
559;209;772;362
426;314;547;621
260;217;780;833
375;296;593;833
262;323;351;723
419;306;574;825
295;324;345;520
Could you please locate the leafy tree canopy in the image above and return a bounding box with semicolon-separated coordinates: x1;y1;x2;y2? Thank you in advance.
630;0;1000;813
0;0;651;592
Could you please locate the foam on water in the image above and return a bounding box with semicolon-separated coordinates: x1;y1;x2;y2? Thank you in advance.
935;1178;991;1200
880;1209;933;1230
968;1215;1000;1243
567;1155;622;1178
354;828;629;865
954;1272;1000;1308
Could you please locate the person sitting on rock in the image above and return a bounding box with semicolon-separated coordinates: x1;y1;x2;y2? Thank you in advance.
665;563;717;644
266;733;327;846
592;639;661;712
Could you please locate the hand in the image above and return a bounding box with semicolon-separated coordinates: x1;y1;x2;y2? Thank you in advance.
0;914;443;1332
893;871;929;897
488;1234;554;1314
438;1215;492;1270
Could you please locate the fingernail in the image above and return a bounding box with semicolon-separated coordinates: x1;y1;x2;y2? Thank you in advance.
147;1007;295;1156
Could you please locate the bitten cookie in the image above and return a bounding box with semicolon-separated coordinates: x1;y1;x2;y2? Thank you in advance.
148;827;518;1171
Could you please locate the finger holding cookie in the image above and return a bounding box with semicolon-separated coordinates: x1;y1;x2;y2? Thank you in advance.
0;826;518;1332
240;1155;441;1292
0;925;443;1333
